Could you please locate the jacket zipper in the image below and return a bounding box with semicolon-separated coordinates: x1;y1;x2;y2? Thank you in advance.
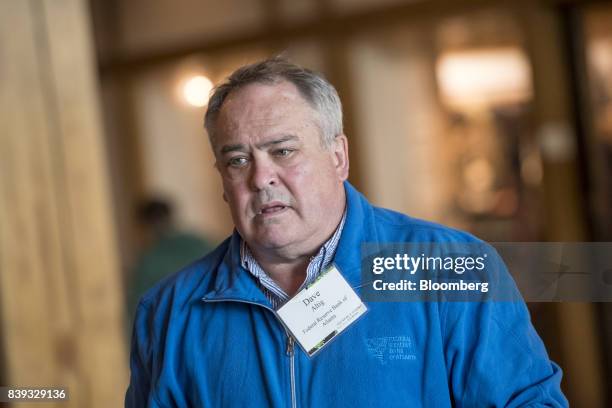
202;297;297;407
286;335;296;408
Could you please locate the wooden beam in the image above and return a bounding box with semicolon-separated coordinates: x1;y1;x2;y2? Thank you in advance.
99;0;506;77
99;0;611;77
0;0;128;406
515;2;605;406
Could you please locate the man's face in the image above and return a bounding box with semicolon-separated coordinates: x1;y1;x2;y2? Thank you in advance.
213;81;349;257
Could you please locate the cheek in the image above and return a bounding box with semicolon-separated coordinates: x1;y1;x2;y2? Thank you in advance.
281;165;312;200
222;180;250;209
285;162;332;201
285;154;323;179
297;158;336;184
285;164;308;180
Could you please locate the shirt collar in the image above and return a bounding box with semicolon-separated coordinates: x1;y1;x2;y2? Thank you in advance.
240;209;347;290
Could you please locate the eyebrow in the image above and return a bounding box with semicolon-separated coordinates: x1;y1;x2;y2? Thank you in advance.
219;135;299;154
257;135;298;149
220;144;247;154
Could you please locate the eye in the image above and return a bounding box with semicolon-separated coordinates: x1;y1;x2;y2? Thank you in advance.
273;148;294;157
227;156;248;167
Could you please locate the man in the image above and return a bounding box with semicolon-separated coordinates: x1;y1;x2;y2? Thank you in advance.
126;58;567;407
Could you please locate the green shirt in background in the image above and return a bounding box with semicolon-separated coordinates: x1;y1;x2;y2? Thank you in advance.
127;230;214;326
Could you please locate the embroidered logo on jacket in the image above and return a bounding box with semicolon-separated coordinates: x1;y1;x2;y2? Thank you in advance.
365;336;417;364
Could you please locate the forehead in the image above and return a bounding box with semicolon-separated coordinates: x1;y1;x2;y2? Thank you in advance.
215;81;318;141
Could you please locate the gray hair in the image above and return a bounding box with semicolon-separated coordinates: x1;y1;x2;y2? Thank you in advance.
204;57;343;148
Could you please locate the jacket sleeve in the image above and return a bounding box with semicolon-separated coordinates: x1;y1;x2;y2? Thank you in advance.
441;248;569;407
125;301;160;408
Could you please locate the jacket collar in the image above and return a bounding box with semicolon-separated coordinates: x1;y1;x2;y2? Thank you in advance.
201;181;378;305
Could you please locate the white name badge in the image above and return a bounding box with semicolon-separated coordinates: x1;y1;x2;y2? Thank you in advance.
276;264;368;357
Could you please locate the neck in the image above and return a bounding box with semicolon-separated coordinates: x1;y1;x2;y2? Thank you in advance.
249;192;346;296
255;254;310;297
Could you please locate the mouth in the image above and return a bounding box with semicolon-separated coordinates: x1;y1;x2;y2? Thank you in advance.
256;202;289;216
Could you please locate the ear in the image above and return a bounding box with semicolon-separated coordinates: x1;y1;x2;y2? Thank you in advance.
331;134;349;181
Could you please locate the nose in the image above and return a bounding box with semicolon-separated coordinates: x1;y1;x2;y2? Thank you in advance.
249;157;277;191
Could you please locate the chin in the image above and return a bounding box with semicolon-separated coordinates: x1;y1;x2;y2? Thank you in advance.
257;236;293;250
254;230;296;250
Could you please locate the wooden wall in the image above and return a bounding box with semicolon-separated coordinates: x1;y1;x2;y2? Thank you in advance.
0;0;128;406
518;4;605;406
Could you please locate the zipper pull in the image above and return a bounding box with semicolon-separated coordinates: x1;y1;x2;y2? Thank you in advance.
286;335;295;357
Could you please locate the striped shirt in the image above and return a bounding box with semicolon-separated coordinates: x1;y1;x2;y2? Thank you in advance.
240;211;346;309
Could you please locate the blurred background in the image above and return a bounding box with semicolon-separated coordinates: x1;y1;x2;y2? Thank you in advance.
1;0;612;406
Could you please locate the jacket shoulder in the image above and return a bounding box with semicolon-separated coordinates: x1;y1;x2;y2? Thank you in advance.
371;206;481;243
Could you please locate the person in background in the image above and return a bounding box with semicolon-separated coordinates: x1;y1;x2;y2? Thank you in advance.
126;198;213;323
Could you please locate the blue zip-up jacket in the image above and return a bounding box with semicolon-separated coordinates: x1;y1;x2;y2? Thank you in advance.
126;182;567;407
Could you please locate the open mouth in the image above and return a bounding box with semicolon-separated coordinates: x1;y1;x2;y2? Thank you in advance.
257;203;288;215
261;205;286;214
